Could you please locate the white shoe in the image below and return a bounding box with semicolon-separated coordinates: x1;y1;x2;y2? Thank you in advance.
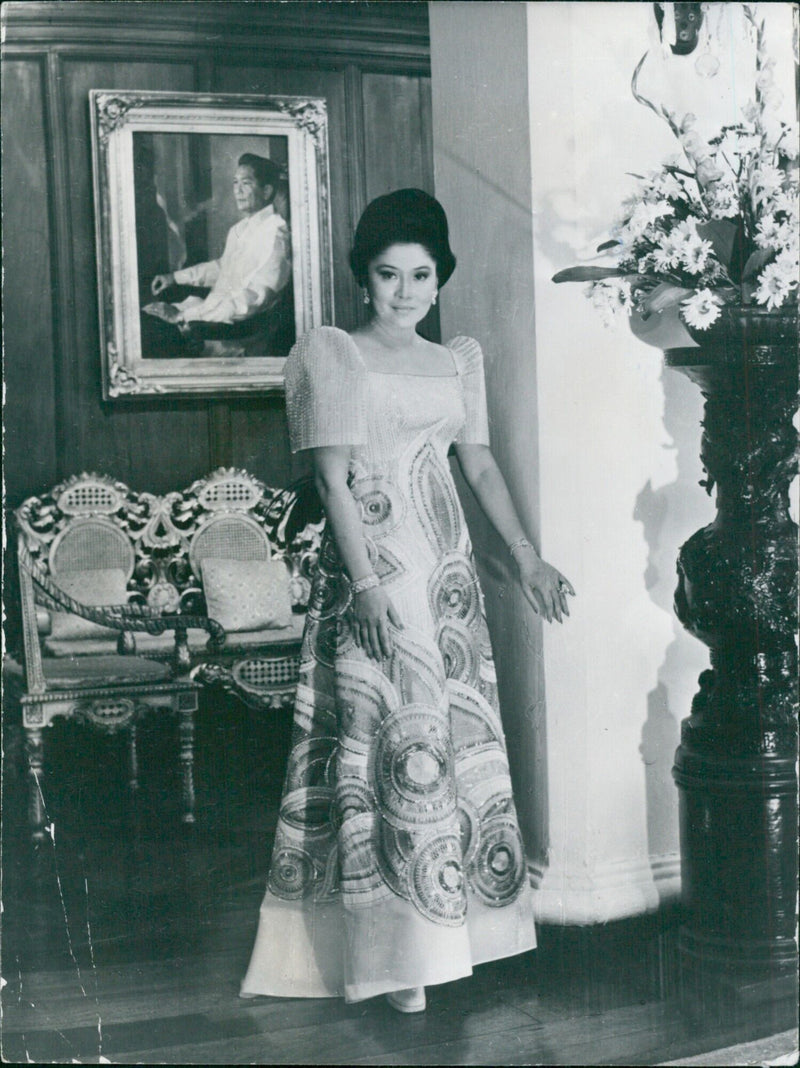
386;986;426;1013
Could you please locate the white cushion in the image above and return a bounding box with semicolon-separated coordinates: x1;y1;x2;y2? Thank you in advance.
201;558;292;633
49;568;129;640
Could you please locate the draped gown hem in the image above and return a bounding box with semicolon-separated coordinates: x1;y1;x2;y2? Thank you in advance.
240;885;537;1002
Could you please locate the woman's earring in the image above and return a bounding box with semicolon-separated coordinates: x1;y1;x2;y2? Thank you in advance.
363;289;370;305
431;291;438;306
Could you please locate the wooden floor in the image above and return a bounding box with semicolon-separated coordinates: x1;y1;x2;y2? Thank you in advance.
1;690;797;1066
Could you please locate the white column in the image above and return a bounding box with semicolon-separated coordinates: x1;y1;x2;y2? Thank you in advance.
429;0;548;860
430;0;715;923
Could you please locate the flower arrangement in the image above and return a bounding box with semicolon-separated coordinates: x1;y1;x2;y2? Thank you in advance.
553;4;799;332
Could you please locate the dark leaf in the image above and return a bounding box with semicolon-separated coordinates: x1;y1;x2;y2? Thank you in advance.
663;164;697;179
742;247;775;280
596;239;621;252
696;219;742;275
552;266;627;283
640;283;693;314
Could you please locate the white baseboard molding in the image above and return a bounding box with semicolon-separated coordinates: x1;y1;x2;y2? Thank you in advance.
529;852;675;925
649;851;682;904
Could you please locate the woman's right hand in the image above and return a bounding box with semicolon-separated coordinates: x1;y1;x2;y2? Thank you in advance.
352;586;403;660
151;272;175;296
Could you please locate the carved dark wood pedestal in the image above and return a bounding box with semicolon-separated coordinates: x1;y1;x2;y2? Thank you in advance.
666;308;798;1029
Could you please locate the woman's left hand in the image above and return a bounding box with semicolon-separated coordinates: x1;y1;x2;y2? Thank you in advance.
514;548;575;623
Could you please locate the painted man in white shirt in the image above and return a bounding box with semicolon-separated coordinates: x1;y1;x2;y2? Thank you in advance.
143;153;292;354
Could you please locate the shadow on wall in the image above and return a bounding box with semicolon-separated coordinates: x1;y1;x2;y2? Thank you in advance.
634;364;710;899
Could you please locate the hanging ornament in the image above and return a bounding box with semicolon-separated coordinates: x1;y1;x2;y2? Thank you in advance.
695;5;720;77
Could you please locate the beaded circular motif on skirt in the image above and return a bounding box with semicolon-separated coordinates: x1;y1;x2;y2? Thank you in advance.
279;786;336;834
437;618;480;687
409;833;467;926
468;813;527;907
306;614;357;668
428;552;480;627
307;570;351;621
338;811;394;908
351;475;407;538
373;705;457;829
268;846;317;899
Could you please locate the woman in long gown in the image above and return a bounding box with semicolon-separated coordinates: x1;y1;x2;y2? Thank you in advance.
241;188;574;1013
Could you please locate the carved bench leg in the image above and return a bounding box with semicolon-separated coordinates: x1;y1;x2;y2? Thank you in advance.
178;697;196;824
25;726;46;843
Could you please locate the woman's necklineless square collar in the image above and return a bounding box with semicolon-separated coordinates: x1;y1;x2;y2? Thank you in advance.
348;333;459;378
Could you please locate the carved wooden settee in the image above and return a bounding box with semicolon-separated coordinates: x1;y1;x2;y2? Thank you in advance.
15;469;322;840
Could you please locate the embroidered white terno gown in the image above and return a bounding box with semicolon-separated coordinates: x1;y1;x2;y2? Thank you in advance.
241;326;536;1003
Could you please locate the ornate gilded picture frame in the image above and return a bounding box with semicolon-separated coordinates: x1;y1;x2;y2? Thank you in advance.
90;90;333;398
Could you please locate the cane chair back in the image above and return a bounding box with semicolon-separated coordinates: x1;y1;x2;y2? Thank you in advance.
188;514;271;578
186;469;272;580
49;518;136;584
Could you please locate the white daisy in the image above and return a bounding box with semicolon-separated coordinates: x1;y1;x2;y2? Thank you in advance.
680;236;714;274
673;218;701;240
775;222;799;258
752;164;786;202
771;190;799;220
648;170;685;201
753;262;795;310
774;247;800;275
652;232;684;271
681;289;723;330
755;214;782;249
626;201;673;239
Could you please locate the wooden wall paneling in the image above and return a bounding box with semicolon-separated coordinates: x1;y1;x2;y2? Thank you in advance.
1;57;58;505
415;75;441;342
360;72;439;341
361;73;433;202
224;396;293;489
1;3;432;73
419;76;434;202
59;57;215;494
47;52;125;486
343;64;369;330
2;5;432;502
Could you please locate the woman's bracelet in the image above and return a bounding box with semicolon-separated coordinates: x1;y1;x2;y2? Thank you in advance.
351;572;380;595
508;537;535;558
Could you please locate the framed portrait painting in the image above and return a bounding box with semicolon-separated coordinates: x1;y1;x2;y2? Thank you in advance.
90;90;333;398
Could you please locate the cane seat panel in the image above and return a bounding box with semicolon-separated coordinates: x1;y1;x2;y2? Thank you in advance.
43;616;304;659
42;654;171;689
